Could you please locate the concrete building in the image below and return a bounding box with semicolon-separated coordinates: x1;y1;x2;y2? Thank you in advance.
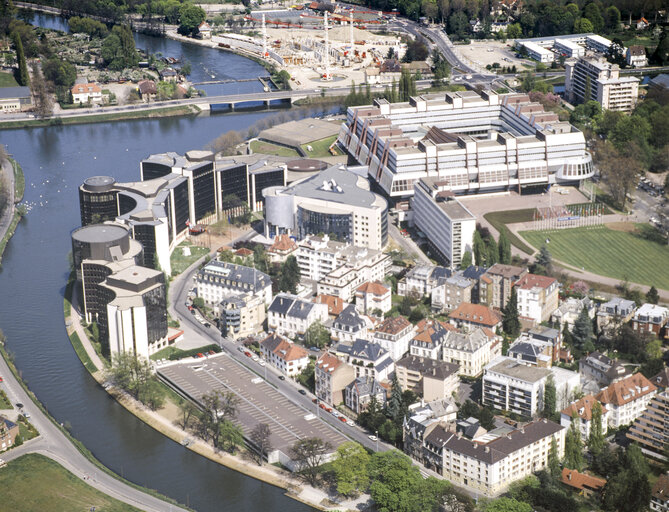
449;303;502;332
410;319;453;360
339;91;594;200
626;45;647;67
565;57;639;111
260;333;310;377
344;377;387;414
412;177;476;268
398;264;451;298
267;293;329;338
442;328;501;378
579;351;631;388
403;398;459;461
554;38;585;58
519;41;555;63
431;273;476;313
371;316;416;361
514;273;559;324
560;395;608;442
219;292;266;340
315;352;356;406
596;297;636;334
632;304;669;339
333;338;394;381
596;373;657;428
551;296;594;328
479;264;528;310
585;34;613;54
196;261;272;308
355;281;391;315
71;83;103;104
627;391;669;461
507;333;553;368
422;419;565;496
263;165;388;251
0;86;32;112
651;474;669;512
395;355;459;402
331;304;373;343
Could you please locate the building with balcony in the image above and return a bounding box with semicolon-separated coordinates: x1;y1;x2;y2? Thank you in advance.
479;264;528;310
355;281;391;315
514;273;559;324
627;391;669;461
396;355;459;402
651;474;669;512
596;297;636;334
267;293;329;339
431;273;477;314
565;56;639;111
596;372;657;428
219;293;266;340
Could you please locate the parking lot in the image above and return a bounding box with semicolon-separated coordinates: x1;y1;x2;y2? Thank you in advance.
158;353;349;457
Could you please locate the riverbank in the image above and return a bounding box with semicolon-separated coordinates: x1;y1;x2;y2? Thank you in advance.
0;157;24;265
63;270;358;511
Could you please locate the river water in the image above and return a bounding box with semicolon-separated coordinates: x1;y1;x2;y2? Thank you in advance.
0;13;315;512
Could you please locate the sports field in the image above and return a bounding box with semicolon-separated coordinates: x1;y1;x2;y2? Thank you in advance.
521;225;669;290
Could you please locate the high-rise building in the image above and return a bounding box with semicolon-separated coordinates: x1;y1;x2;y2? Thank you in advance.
628;391;669;460
565;57;639;111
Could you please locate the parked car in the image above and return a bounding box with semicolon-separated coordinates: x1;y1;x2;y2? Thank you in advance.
368;435;378;442
278;375;286;381
298;389;306;395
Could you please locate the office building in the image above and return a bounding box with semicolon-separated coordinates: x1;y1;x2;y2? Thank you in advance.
554;39;585;58
585;34;614;54
267;293;329;339
263;165;388;251
412;177;476;268
339;90;594;200
519;41;554;63
196;261;272;308
565;57;639;111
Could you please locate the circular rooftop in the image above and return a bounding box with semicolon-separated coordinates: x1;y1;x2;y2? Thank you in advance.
72;224;129;244
286;159;328;173
83;176;116;192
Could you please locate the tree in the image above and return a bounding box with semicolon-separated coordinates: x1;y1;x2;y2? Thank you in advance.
249;422;272;465
479;406;495;430
176;399;199;430
369;451;425;512
277;255;300;294
602;444;651;512
178;4;206;36
646;286;659;305
101;25;139;71
331;442;370;497
290;437;332;485
218;419;244;453
404;39;429;62
571;306;593;349
595;141;642;210
604;6;621;31
498;229;511;264
534;245;552;275
563;413;584;471
305;320;330;348
547;437;561;481
486;236;499;266
386;373;403;422
542;375;556;420
473;229;486;266
12;31;29;86
502;288;521;337
459;250;472;270
506;23;522;39
588;401;605;455
448;11;469;39
482;497;532;512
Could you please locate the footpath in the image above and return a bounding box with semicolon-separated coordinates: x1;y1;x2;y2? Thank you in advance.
0;158;16;257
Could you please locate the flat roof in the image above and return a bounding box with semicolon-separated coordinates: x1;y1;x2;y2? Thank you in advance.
486;357;551;382
0;86;31;99
72;224;129;244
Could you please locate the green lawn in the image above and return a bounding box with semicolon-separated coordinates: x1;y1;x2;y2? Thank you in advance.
69;332;98;374
0;389;10;409
0;454;143;512
170;241;209;276
250;140;300;157
12;158;25;201
521;225;669;290
0;71;18;88
149;345;182;361
301;134;342;158
484;208;537;255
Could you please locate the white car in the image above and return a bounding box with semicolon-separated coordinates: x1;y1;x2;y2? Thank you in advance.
259;360;266;367
368;435;378;442
252;355;259;362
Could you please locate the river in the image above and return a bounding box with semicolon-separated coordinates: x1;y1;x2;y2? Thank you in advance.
0;12;316;512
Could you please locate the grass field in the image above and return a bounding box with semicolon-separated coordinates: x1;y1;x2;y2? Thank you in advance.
69;332;98;373
521;225;669;289
0;454;143;512
0;71;19;88
301;134;342;158
170;241;209;276
249;139;300;157
484;208;537;254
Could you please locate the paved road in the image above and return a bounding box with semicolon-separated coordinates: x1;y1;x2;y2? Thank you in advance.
388;223;432;265
0;350;188;511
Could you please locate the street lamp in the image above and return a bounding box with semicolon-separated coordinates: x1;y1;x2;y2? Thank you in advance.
375;430;379;452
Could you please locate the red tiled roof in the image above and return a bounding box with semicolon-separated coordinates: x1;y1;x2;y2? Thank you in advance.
356;281;390;296
375;315;412;335
72;82;101;94
561;394;607;421
314;294;347;316
234;248;253;256
316;352;343;373
268;234;297;253
596;373;657;407
561;469;606;492
515;273;557;290
449;303;502;327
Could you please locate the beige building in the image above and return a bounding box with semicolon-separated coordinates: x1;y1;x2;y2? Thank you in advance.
315;352;356;406
260;333;310;377
479;264;528;310
560;395;609;442
596;373;657;428
0;86;31;112
396;355;459;402
355;281;391;315
514;274;559;324
442;328;501;378
219;293;266;340
565;56;639;111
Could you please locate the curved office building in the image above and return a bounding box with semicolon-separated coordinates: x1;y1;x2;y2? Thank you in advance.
79;176;119;226
263;165;388;251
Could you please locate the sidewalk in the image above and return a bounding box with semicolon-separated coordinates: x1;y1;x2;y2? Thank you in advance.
0;157;16;244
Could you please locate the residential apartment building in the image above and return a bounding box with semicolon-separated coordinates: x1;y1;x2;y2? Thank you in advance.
371;316;416;361
514;273;559;323
219;292;265;340
409;319;453;360
260;333;310;377
339;91;594;200
626;45;647;68
267;293;328;338
628;391;669;460
442;328;501;378
596;372;657;428
412;177;476;268
421;419;565;496
579;351;631;387
560;469;606;498
565;56;640;111
507;334;554;368
315;352;356;406
331;304;373;343
519;41;555;62
396;355;459;402
0;416;19;452
651;474;669;512
266;234;297;265
344;377;387;414
560;395;609;442
333;339;394;381
632;304;669;339
449;303;502;332
551;297;594;328
355;281;391;315
479;264;528;310
596;297;636;334
403;398;459;461
196;261;273;307
397;264;451;298
431;274;476;313
263;165;388;251
313;294;348;318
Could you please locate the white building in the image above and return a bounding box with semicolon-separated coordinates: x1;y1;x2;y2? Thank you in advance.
626;45;647;68
331;304;373;343
196;261;273;308
565;56;639;112
410;319;453;360
585;34;614;54
267;293;329;339
263;165;388;251
355;281;391;315
442;328;501;378
560;395;609;442
260;333;310;377
551;296;594;328
333;338;395;381
71;83;103;104
554;39;585;58
371;316;416;361
520;41;555;63
412;177;476;268
340;90;594;199
514;273;559;323
596;373;657;428
398;265;451;298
